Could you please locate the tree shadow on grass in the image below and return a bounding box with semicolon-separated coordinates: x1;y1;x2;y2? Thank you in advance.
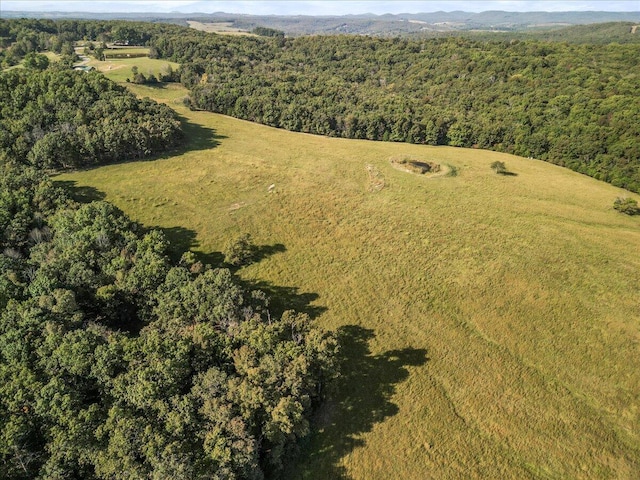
148;115;226;161
240;278;326;321
53;181;225;265
144;224;225;266
138;82;169;90
253;243;287;263
56;113;226;173
53;180;106;203
284;325;429;480
175;113;227;153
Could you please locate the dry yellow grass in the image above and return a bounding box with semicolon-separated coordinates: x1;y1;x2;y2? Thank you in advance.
187;21;254;36
56;82;640;479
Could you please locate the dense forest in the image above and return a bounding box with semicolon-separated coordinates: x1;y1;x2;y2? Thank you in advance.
7;11;638;38
0;67;183;169
1;16;639;478
0;19;173;67
0;22;339;478
0;166;338;479
471;22;640;44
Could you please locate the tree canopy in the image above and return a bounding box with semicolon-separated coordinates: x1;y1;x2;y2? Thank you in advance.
0;66;183;170
2;18;638;191
0;29;338;476
156;29;640;191
0;164;338;480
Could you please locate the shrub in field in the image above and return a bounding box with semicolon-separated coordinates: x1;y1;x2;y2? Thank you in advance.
490;161;507;174
613;197;639;215
225;233;256;267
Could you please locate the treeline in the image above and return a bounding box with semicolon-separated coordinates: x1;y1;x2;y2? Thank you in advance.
461;22;640;45
1;22;339;478
251;27;285;38
0;66;183;169
151;30;640;191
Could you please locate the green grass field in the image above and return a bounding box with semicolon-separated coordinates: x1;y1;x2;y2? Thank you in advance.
2;51;61;71
56;81;640;479
83;56;180;83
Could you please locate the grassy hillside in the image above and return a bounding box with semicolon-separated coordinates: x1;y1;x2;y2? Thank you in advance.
56;82;640;479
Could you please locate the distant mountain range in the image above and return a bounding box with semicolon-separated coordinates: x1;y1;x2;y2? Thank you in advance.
2;10;640;36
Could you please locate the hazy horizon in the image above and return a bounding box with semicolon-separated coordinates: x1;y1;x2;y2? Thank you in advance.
2;1;640;15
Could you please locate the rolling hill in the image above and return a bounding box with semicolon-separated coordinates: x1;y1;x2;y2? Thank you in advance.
56;81;640;479
4;9;640;38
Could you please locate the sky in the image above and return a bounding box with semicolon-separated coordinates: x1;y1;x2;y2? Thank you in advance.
2;1;639;15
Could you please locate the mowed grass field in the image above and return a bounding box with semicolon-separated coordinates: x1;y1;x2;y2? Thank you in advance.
56;81;640;479
83;56;179;83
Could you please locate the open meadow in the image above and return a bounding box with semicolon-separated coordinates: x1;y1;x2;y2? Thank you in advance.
83;56;179;83
56;78;640;479
187;20;254;35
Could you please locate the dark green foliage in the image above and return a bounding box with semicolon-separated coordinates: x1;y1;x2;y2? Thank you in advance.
21;52;49;70
132;71;147;84
0;67;183;170
490;161;507;174
224;233;256;267
159;63;179;82
1;17;636;190
0;172;338;479
613;197;639;215
92;46;105;61
518;22;640;45
0;30;338;475
0;165;67;252
252;27;285;38
0;18;184;70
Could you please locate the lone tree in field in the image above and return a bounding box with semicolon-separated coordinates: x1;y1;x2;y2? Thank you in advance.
224;233;256;266
490;161;507;174
613;197;639;215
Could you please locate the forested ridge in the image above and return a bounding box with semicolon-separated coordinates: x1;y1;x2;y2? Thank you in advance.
0;19;185;171
0;166;338;479
2;17;640;478
0;19;177;67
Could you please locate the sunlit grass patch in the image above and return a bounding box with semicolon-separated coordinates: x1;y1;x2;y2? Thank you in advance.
187;20;254;36
85;56;179;83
